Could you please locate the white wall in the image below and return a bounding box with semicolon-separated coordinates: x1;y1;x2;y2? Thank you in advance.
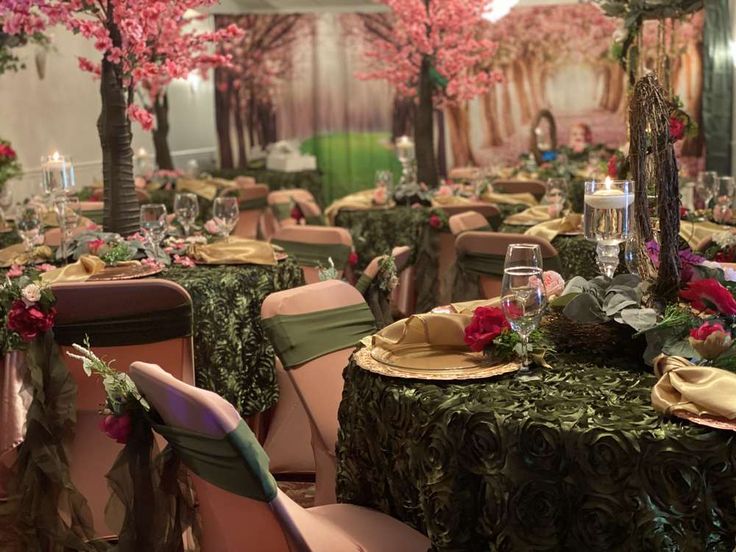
0;25;218;201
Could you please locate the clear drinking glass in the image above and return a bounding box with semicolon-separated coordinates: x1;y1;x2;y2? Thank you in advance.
213;197;239;240
501;266;547;377
140;203;168;255
695;171;718;209
504;243;543;270
714;176;735;222
17;204;43;254
0;187;13;226
174;192;199;237
56;196;81;262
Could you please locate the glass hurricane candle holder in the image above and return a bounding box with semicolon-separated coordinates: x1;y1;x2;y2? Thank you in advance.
584;178;634;278
395;135;416;187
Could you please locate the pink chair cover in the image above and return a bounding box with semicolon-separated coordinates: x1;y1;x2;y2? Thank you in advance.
233;184;269;240
261;280;364;505
270;226;353;285
0;352;32;499
130;361;429;552
449;211;491;235
493;179;546;200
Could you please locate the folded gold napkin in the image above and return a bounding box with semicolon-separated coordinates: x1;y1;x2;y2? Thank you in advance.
40;255;110;283
481;191;538;207
449;298;501;314
525;213;583;241
324;190;377;224
503;205;552;225
679;221;731;249
188;238;276;266
432;195;471;207
177;179;219;201
373;312;472;351
652;355;736;419
42;212;97;229
0;244;53;267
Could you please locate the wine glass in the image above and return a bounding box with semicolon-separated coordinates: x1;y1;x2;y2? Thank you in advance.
695;171;718;210
56;196;81;262
213;197;239;240
174;192;199;237
504;243;543;270
501;266;547;378
0;187;13;227
714;176;736;222
17;204;43;254
140;203;167;256
545;178;568;204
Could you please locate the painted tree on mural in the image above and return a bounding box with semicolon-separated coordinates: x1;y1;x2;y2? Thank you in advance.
0;0;239;234
358;0;500;186
214;14;309;169
137;16;241;171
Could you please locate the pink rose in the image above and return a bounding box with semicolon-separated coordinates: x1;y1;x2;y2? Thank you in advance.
669;116;686;142
436;185;453;197
87;238;106;255
542;271;565;297
372;187;388;205
690;322;727;341
204;219;220;235
173;255;196;268
7;265;23;278
37;264;55;273
689;322;733;360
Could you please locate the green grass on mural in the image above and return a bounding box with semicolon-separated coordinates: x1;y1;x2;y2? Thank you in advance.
301;132;402;203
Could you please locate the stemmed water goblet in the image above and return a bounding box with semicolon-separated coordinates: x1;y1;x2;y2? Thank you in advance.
212;197;239;241
140;203;167;257
17;204;43;255
174;192;199;237
545;178;568;218
56;196;81;262
695;171;718;210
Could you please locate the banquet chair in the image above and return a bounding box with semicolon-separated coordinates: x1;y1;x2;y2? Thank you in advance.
232;184;269;240
261;280;376;505
436;204;499;305
453;231;561;300
235;176;256;187
359;245;412;328
270;226;354;284
492;179;546;201
448;210;495;236
52;280;195;540
390;245;416;318
129;362;429;552
80;201;104;226
267;189;324;235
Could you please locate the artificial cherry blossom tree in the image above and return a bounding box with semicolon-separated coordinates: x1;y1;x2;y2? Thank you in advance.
0;0;240;234
358;0;500;187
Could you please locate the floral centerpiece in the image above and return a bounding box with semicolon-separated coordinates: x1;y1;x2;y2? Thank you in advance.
0;138;21;190
0;267;56;354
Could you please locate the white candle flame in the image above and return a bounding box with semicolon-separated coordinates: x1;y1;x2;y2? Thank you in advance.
51;151;61;161
603;176;613;190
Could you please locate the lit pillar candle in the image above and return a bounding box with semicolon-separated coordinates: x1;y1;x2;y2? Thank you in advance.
584;177;634;209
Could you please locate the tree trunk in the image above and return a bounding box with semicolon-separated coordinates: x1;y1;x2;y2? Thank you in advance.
98;21;139;236
415;56;438;188
482;88;504;147
446;103;477;167
525;59;542;112
501;67;514;138
152;93;174;171
392;96;414;141
215;77;234;169
598;65;612;109
233;88;247;168
606;65;625;112
512;60;532;124
435;109;447;178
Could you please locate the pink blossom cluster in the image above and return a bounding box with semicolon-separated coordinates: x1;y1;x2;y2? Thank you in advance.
357;0;500;104
0;0;244;130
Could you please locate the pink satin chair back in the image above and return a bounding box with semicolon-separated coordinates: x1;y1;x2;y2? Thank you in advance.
390;246;415;317
270;226;353;284
235;176;256;187
130;361;429;552
233;184;269;240
52;280;195;538
449;211;493;236
455;231;558;298
267;189;322;235
492;179;546;201
261;280;366;505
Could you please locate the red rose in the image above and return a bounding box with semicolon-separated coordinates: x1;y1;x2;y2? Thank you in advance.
290;205;304;222
669;116;686;142
348;251;359;266
679;206;689;219
607;155;618;178
99;413;132;444
463;306;510;352
0;144;15;160
428;214;442;229
680;279;736;315
690;322;728;341
7;300;56;341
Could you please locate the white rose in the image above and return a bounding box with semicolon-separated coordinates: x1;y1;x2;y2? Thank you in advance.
21;283;42;304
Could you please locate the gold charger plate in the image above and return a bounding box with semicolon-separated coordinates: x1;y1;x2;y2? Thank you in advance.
673;410;736;432
503;219;544;227
558;230;584;236
355;346;519;381
88;264;163;281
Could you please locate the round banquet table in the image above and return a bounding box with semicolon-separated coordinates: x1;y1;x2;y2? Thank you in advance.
336;354;736;551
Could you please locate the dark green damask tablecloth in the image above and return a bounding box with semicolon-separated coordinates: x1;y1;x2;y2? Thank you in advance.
160;260;303;416
336;356;736;551
500;223;598;280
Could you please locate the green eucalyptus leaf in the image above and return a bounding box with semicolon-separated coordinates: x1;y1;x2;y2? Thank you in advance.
563;293;607;324
618;308;658;332
549;292;581;309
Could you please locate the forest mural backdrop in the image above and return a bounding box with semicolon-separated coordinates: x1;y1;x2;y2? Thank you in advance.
214;5;704;202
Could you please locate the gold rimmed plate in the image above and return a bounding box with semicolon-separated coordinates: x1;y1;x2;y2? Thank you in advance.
88;263;163;281
673;410;736;432
356;346;519;381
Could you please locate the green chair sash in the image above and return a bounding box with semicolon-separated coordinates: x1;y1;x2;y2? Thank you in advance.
305;214;326;226
239;196;268;211
53;302;192;347
456;251;562;277
270;239;351;269
153;419;277;503
355;273;373;295
271;202;292;221
262;303;376;368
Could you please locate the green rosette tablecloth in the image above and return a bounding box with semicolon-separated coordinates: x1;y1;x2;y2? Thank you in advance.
158;260;303;416
500;223;598;280
336;356;736;551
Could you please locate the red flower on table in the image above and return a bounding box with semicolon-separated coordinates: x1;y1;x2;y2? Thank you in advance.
99;413;132;444
7;300;56;341
173;255;196;268
669;116;686;142
0;144;16;160
679;206;689;219
88;238;106;255
290;205;304;222
7;265;23;278
428;214;442;229
463;306;510;352
690;322;728;341
348;251;359;266
680;278;736;315
607;155;618;178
